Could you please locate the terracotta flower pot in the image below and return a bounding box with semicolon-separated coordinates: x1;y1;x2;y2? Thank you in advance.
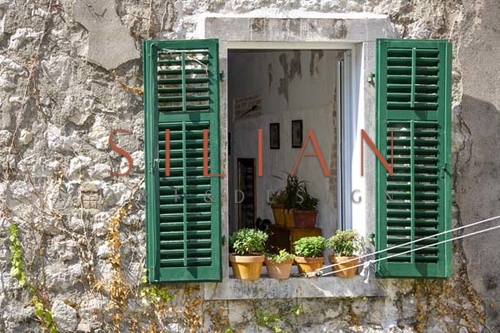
271;204;285;226
328;255;359;278
284;209;295;228
294;256;324;274
264;258;293;279
293;210;318;228
229;254;265;280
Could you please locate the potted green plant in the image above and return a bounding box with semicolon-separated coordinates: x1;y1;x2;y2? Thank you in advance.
270;173;319;228
293;236;325;273
265;249;295;279
326;230;364;278
281;173;305;228
229;228;268;280
293;187;319;228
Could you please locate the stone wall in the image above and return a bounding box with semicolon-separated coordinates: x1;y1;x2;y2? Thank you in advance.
0;0;499;332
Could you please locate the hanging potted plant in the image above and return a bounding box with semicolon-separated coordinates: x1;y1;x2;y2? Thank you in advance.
326;230;364;278
229;228;268;280
293;187;319;228
293;236;325;274
265;249;295;279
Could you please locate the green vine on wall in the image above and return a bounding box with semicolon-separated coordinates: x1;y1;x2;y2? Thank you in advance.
9;223;58;333
256;305;301;333
139;274;173;305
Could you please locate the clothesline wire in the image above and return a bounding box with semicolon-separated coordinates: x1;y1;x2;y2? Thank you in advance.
316;222;500;279
305;214;500;278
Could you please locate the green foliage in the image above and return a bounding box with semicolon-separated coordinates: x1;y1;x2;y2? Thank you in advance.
140;285;173;304
9;224;27;287
269;188;286;205
256;311;282;332
326;230;364;257
33;299;58;333
229;228;268;255
282;174;304;210
9;223;58;333
271;173;319;211
140;271;173;305
295;187;318;211
266;249;295;264
293;236;325;258
256;305;301;333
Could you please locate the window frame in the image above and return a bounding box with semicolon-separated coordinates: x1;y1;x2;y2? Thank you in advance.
222;41;362;279
142;16;448;289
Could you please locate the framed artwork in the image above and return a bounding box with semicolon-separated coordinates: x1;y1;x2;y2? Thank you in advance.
291;120;303;148
269;123;280;149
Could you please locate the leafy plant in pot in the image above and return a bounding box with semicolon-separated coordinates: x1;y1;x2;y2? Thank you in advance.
293;187;319;228
283;174;302;228
293;236;325;274
326;230;364;278
229;228;268;280
265;249;295;279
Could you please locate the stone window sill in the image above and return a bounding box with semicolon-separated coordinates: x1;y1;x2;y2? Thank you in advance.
203;268;386;300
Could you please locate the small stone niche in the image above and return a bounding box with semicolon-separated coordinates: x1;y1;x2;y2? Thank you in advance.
80;182;101;209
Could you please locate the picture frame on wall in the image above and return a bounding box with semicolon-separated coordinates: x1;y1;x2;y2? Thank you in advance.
291;120;303;148
269;123;280;149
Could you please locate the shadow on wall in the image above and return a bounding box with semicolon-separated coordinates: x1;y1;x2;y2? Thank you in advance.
455;95;500;331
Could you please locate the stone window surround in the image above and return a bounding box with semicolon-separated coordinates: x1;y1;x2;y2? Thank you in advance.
189;13;398;299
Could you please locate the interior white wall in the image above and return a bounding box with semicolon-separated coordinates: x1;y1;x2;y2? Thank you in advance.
228;50;339;238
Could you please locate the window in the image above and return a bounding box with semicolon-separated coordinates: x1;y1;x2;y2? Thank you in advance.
142;38;452;282
375;39;452;278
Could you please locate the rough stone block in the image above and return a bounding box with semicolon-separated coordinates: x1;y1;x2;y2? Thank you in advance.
52;299;78;333
73;0;139;70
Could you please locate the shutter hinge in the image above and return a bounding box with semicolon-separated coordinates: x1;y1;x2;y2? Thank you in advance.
369;233;375;245
221;235;226;247
150;158;159;173
368;73;375;84
219;71;225;81
441;163;450;177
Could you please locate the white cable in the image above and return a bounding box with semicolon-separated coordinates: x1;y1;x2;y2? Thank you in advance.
314;214;500;274
375;223;500;264
305;215;500;279
313;222;500;279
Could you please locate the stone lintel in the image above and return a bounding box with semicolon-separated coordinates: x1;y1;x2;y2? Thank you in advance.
204;14;396;42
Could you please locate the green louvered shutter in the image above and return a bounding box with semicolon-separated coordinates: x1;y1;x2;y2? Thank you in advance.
375;39;452;278
143;39;222;282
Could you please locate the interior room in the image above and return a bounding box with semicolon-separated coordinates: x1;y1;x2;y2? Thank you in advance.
227;48;348;244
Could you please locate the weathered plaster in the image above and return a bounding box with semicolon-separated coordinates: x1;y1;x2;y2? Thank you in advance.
73;0;139;70
456;1;500;330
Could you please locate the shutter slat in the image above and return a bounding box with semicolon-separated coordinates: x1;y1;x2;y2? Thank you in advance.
387;102;438;110
158;69;208;75
387;84;439;92
159;96;210;103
